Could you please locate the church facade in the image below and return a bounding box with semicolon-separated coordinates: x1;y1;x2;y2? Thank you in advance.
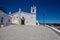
9;6;37;25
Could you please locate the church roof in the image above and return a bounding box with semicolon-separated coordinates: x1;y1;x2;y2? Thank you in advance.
11;11;31;15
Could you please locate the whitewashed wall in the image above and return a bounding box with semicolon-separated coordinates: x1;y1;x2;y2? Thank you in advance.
0;11;11;26
11;12;21;24
21;12;36;25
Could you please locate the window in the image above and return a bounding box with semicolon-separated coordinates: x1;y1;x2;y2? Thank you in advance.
8;19;10;22
1;17;3;23
33;9;34;12
17;17;18;18
26;21;28;23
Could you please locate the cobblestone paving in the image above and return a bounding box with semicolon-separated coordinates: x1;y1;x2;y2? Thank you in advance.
0;25;60;40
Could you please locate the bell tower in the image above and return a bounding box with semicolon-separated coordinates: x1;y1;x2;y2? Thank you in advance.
31;6;36;14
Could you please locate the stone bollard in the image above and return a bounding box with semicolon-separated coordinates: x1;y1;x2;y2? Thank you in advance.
1;25;4;28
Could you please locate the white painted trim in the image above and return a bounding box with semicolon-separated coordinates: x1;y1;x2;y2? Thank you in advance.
46;25;60;33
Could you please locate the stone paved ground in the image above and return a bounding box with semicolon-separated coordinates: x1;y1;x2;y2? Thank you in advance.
0;25;60;40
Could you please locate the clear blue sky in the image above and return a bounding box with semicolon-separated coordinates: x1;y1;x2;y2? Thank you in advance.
0;0;60;23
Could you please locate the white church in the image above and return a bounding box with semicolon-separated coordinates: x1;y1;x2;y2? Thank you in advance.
0;6;39;26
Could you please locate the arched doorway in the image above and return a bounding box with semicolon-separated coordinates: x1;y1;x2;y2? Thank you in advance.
21;17;25;25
